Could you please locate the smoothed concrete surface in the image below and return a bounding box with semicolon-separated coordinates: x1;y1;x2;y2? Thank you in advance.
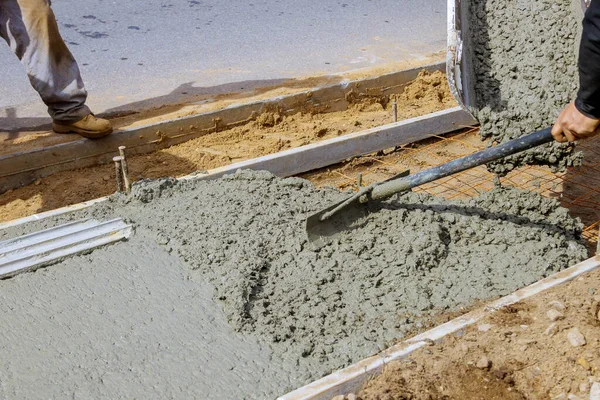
0;235;292;399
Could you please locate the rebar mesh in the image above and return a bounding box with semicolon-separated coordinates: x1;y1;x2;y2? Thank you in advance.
327;128;600;251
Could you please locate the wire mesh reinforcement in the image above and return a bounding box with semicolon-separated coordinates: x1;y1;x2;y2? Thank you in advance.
326;128;600;252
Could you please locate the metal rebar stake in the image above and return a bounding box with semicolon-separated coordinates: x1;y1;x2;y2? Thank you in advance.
392;101;398;123
113;156;124;193
118;146;131;192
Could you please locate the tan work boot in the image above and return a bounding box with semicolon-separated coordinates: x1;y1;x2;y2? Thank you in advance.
53;114;113;139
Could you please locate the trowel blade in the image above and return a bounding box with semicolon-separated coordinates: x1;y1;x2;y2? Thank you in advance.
305;196;370;249
305;170;411;249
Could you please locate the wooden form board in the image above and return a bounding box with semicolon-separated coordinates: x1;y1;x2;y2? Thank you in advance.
0;62;447;193
183;106;476;181
0;106;476;229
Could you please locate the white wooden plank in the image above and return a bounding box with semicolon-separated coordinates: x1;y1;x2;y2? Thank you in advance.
183;106;476;181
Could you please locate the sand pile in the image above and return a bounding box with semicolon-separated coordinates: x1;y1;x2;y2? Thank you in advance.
468;0;582;174
393;70;455;114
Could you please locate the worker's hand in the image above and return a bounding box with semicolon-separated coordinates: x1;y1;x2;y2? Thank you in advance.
551;102;600;142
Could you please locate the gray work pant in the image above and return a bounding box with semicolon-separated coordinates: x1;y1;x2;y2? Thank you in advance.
0;0;90;121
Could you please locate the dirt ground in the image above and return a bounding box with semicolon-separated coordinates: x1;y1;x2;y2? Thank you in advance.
0;69;456;223
338;267;600;400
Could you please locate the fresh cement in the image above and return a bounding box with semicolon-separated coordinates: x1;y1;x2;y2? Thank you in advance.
0;236;293;399
0;171;588;399
467;0;583;174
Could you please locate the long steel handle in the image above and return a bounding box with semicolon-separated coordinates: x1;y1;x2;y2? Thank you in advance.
371;127;554;200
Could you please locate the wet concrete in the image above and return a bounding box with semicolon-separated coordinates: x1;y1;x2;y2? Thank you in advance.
0;171;588;398
467;0;583;174
0;234;294;399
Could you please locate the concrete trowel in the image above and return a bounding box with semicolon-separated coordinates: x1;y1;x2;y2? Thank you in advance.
306;127;555;248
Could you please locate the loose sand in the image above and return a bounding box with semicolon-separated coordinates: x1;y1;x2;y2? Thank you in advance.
0;70;456;223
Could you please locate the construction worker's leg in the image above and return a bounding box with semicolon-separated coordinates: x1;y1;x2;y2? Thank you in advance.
0;0;90;122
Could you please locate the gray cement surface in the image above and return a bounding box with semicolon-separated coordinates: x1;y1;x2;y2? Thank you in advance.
0;0;446;130
0;234;295;399
467;0;583;174
0;171;588;399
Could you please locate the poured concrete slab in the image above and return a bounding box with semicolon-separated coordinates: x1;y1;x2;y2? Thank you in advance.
0;235;296;399
0;169;588;399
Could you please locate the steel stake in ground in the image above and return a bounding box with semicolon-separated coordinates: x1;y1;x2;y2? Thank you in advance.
118;146;131;192
392;101;398;122
113;156;125;193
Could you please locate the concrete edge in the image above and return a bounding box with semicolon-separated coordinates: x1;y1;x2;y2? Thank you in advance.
0;62;446;193
0;107;476;230
278;256;600;400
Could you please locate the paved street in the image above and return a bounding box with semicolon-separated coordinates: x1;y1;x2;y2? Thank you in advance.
0;0;446;129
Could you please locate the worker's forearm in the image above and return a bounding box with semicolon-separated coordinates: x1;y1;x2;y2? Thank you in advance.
576;0;600;119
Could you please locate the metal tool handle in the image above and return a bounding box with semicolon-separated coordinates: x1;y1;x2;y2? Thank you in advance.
371;127;554;200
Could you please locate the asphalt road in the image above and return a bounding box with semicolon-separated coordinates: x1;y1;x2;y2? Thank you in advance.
0;0;446;128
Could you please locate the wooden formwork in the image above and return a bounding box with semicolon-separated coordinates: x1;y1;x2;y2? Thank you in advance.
0;106;475;230
1;62;461;194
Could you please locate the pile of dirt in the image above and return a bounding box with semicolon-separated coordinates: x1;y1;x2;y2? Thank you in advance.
393;69;454;114
3;170;587;395
0;71;455;223
468;0;582;174
352;267;600;400
358;360;525;400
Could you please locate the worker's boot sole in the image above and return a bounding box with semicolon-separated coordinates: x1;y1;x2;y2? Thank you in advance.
52;123;113;139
